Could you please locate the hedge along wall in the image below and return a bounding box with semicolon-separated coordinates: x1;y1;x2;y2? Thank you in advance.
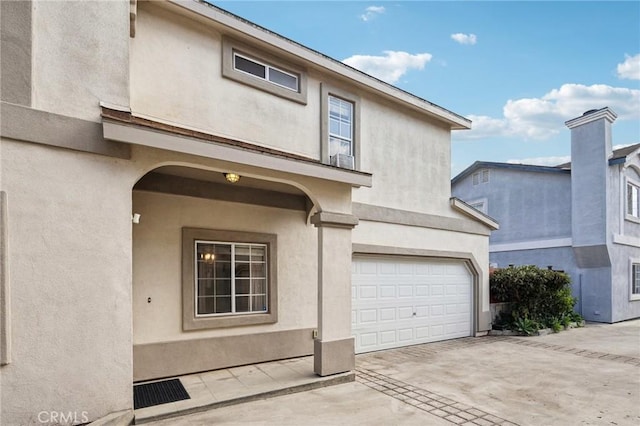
490;265;576;324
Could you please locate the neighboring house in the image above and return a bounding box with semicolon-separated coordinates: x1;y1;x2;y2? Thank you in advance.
452;107;640;324
0;1;496;423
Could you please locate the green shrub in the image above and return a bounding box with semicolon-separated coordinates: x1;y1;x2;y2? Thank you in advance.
513;316;538;336
490;265;577;329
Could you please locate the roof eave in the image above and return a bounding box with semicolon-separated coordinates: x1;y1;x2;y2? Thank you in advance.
167;0;470;130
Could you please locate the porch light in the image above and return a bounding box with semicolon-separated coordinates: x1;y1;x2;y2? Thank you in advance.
224;172;240;183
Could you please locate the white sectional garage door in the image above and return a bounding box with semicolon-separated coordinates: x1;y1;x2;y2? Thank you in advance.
352;256;473;353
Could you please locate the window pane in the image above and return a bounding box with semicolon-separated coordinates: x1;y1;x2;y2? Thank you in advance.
236;279;250;294
268;68;298;91
215;261;231;278
235;263;250;278
252;278;266;294
251;263;266;278
198;262;215;279
197;297;214;315
198;280;215;297
215;296;232;313
252;295;267;312
215;280;231;296
236;296;250;312
214;244;232;261
234;55;266;78
235;245;251;262
251;246;265;261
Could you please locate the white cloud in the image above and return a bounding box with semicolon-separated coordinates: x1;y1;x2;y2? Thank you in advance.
617;53;640;80
360;5;385;21
455;83;640;141
342;51;432;84
451;33;477;45
506;156;571;167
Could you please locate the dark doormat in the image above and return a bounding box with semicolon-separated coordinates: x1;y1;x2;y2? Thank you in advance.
133;378;190;409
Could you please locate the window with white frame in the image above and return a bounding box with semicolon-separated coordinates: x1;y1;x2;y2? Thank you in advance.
472;169;489;186
627;181;639;219
182;228;277;330
233;52;299;92
633;263;640;297
195;241;267;316
328;95;354;157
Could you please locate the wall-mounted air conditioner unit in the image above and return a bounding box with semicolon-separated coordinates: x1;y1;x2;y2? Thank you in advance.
330;154;355;170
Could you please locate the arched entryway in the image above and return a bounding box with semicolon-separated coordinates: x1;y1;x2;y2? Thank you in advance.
131;164;321;381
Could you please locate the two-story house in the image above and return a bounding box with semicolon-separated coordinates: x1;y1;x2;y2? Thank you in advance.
452;107;640;324
1;0;496;423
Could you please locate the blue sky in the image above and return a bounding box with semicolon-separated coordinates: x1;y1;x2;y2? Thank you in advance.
213;1;640;176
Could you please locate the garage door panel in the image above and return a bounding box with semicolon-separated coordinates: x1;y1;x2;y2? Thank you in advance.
353;256;472;353
379;308;396;321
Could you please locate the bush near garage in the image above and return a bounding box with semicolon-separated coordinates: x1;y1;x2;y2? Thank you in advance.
490;265;582;333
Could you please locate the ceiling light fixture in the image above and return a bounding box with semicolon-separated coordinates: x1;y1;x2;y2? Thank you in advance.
224;172;241;183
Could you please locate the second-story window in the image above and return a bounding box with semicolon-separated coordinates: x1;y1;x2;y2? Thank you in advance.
233;52;299;92
328;95;354;157
627;181;639;219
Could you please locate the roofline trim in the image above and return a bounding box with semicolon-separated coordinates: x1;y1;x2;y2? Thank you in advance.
167;0;471;130
450;197;499;231
451;161;570;185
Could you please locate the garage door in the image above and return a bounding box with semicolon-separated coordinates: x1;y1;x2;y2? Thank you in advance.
352;256;473;353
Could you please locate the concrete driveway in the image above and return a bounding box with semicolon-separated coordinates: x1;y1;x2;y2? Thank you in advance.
146;320;640;425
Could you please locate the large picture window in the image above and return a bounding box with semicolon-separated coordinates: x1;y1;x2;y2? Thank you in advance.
183;228;277;330
195;241;267;316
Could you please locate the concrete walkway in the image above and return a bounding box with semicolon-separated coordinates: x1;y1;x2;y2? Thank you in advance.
137;320;640;425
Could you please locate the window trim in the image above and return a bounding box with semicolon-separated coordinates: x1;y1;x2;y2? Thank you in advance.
182;228;278;330
222;37;307;105
467;197;488;215
625;176;640;224
321;83;360;169
194;240;268;317
631;260;640;301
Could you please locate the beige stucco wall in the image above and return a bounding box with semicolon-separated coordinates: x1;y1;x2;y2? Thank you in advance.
354;102;453;215
0;139;136;424
132;191;318;344
31;0;129;121
130;2;321;160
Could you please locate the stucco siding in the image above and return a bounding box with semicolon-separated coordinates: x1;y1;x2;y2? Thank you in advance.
130;2;321;160
353;104;452;215
452;168;572;245
0;139;134;424
31;0;129;122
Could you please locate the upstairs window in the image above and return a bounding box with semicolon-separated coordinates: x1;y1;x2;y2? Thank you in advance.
627;181;639;219
222;37;307;104
328;95;354;157
472;169;489;186
321;84;360;170
233;52;299;92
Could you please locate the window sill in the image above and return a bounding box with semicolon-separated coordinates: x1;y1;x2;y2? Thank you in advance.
184;312;277;331
624;214;640;224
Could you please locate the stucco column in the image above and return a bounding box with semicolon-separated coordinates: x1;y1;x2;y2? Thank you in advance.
311;211;358;376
